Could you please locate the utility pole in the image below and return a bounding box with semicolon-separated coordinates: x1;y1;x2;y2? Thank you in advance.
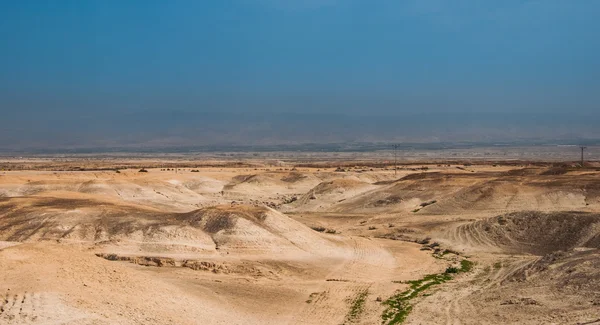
580;146;587;167
393;144;398;176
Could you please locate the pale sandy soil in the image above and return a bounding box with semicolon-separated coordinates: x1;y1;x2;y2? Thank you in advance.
0;161;599;324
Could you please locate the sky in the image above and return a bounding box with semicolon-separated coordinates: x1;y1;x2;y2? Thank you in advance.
1;0;599;149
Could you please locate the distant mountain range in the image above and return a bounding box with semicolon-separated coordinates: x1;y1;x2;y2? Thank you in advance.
1;110;599;152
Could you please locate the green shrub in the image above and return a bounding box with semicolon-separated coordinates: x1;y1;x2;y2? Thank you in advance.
445;267;459;274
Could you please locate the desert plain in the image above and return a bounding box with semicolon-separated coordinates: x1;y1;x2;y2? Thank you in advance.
0;156;599;325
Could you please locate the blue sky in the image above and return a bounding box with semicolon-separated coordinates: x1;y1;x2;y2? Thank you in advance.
0;1;599;148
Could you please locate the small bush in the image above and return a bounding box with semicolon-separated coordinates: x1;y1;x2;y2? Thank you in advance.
105;254;119;261
312;226;337;234
306;292;319;303
139;168;148;173
311;226;326;232
416;237;431;245
419;200;437;207
460;260;474;272
445;267;459;274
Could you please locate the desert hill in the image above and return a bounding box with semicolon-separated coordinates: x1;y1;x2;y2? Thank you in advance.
1;162;600;324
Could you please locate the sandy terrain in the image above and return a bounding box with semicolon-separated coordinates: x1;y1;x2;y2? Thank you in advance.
1;160;599;324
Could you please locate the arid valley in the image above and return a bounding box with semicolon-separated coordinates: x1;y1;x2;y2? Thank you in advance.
0;156;598;325
3;0;600;323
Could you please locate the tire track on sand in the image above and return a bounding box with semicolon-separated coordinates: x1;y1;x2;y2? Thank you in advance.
292;237;393;325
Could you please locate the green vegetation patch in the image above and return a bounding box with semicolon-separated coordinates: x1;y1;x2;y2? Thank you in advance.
460;259;474;272
381;259;474;325
344;289;369;324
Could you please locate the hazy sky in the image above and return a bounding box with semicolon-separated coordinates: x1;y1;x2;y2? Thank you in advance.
1;1;599;148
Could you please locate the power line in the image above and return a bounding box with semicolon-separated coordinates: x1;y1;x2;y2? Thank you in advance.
393;144;398;176
580;146;587;167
